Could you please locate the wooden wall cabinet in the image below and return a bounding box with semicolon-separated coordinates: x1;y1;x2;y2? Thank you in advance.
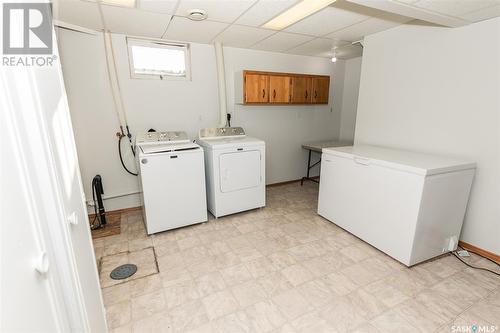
235;70;330;105
269;75;291;103
312;77;330;104
290;76;312;104
244;73;269;103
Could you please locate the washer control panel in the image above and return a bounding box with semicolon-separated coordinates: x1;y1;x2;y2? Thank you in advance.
136;131;189;145
199;127;245;139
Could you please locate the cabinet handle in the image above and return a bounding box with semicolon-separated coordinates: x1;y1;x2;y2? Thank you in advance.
314;90;317;98
305;90;308;99
262;89;265;98
273;89;276;99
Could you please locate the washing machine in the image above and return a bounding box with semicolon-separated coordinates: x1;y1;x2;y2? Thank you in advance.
198;127;265;218
136;131;207;234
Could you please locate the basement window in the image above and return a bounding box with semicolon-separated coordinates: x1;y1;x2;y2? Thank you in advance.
127;38;190;80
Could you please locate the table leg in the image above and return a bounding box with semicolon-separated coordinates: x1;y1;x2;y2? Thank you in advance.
301;150;321;186
301;150;312;186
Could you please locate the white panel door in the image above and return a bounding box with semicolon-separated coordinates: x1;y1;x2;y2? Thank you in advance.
219;150;261;193
1;25;106;331
1;126;62;332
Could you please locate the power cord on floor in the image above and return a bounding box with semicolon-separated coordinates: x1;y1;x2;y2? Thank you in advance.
452;247;500;276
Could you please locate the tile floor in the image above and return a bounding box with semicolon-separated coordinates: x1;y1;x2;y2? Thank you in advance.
93;182;500;333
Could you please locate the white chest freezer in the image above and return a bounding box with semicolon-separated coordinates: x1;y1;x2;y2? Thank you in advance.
318;145;476;266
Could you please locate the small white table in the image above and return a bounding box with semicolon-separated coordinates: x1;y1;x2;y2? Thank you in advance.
301;140;352;185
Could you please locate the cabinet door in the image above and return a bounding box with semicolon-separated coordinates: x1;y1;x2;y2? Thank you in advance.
312;76;330;104
269;75;291;103
244;73;269;103
290;76;312;104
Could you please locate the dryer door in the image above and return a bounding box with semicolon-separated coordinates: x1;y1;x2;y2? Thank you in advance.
219;150;261;193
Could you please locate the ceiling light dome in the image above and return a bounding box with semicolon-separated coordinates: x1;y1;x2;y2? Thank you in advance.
188;9;207;21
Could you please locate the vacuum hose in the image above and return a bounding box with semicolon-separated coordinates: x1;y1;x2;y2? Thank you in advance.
90;175;106;229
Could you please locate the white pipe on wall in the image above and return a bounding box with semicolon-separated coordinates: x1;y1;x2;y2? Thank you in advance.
214;42;227;127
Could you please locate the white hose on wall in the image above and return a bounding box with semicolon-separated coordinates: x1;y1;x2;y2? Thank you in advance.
214;42;227;127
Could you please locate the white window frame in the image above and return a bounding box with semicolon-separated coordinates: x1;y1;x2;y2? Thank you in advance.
127;37;191;81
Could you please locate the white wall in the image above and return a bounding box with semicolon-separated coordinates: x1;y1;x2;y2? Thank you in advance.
57;30;348;211
339;56;362;142
355;18;500;254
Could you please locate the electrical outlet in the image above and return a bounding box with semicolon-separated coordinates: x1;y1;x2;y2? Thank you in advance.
447;236;458;251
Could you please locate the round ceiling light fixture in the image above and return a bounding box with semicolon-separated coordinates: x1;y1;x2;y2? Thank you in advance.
188;9;207;21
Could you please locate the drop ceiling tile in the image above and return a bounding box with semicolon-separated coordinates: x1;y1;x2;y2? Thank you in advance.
460;3;500;22
326;15;408;42
163;16;228;43
412;0;500;17
213;25;275;48
175;0;257;23
286;38;348;57
138;0;179;14
284;6;369;37
251;31;313;52
102;5;172;38
52;0;103;30
235;0;300;27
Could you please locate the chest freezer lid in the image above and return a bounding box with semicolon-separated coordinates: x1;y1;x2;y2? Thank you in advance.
322;145;476;176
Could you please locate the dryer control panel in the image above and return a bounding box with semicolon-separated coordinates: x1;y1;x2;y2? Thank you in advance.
199;127;245;139
136;131;190;145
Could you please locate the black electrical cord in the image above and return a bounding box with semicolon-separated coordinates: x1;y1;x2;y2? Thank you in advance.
118;135;138;176
458;245;500;267
126;125;136;157
452;248;500;276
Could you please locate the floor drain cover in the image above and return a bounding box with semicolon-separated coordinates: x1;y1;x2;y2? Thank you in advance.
110;264;137;280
